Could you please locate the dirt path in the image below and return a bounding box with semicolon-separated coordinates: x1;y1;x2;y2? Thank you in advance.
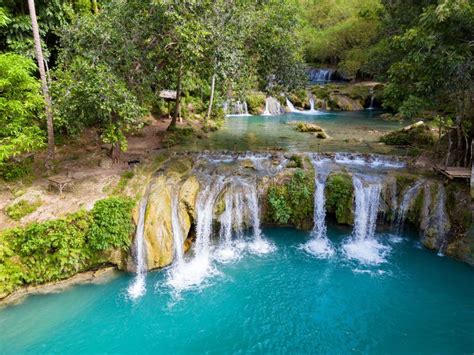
0;116;192;231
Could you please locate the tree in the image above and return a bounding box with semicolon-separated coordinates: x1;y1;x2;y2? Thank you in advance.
28;0;55;167
384;0;474;166
0;53;45;164
53;58;146;162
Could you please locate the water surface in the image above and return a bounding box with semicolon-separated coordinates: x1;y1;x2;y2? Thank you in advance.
1;226;473;354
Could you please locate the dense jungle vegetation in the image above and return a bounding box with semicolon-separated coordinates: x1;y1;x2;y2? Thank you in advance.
0;0;473;169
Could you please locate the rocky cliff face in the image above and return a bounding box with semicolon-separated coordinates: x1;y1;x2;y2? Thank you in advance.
130;152;473;269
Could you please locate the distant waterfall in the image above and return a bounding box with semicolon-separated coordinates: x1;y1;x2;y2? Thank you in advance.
128;187;150;299
343;175;389;265
262;97;283;116
395;181;424;233
225;100;251;116
302;157;334;258
309;68;334;82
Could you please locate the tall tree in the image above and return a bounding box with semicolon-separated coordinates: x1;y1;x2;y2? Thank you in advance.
27;0;54;166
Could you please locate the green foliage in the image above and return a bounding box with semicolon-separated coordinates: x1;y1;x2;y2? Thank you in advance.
53;57;146;148
87;197;134;251
246;92;266;115
112;171;134;195
325;173;354;224
5;199;42;221
0;196;134;296
287;155;304;168
0;53;45;165
267;169;314;227
162;126;195;148
0;157;33;181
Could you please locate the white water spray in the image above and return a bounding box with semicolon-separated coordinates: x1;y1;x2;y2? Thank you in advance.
343;175;389;265
302;157;334;258
128;189;150;299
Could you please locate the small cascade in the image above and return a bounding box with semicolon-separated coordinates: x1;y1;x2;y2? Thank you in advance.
286;97;324;115
395;180;424;233
434;185;449;255
171;193;185;267
368;96;375;110
302;157;334;258
308;68;334;82
343;175;389;265
262;97;283;116
286;98;298;113
127;188;150;299
226;100;251;116
246;182;274;254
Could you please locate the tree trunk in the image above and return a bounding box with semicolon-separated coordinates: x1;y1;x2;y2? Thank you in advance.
111;142;121;164
92;0;99;14
206;73;216;120
168;64;183;131
445;129;452;168
28;0;55;168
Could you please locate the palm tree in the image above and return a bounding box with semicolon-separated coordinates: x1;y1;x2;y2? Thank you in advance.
27;0;55;167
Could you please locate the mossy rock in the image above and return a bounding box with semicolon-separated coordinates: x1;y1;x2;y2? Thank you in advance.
380;122;435;146
325;172;354;225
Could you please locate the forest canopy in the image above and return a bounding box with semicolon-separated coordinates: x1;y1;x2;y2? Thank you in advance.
0;0;472;166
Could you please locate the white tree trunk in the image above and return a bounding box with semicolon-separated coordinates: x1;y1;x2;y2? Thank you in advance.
28;0;55;167
206;73;216;120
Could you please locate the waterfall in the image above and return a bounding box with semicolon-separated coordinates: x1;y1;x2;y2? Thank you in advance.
368;95;375;110
171;193;185;267
226;100;252;116
127;188;150;299
262;97;283;116
395;180;424;233
308;68;334;83
302;157;334;258
246;181;274;254
435;185;449;255
343;175;389;265
286;97;324;115
286;98;298;113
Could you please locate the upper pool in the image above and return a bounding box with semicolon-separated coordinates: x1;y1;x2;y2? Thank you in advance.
182;110;409;153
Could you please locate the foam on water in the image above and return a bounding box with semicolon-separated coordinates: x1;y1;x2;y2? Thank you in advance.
342;238;391;265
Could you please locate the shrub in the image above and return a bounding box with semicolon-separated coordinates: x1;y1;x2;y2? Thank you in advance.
0;158;33;182
0;196;135;297
5;199;42;221
87;197;134;251
380;124;435;146
246;92;266;115
287;155;303;168
267;169;314;227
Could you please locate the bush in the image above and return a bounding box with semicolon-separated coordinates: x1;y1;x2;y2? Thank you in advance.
246;92;266;115
287;155;303;168
267;169;314;228
0;158;33;182
0;196;135;297
87;197;134;251
5;199;42;221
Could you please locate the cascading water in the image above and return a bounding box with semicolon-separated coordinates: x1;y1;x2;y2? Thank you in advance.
343;175;389;265
308;68;334;82
166;177;224;294
395;180;424;233
302;157;335;258
435;185;449;256
171;193;185;267
262;96;283;116
127;188;150;299
226;100;251;116
246;181;275;254
286;97;324;115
